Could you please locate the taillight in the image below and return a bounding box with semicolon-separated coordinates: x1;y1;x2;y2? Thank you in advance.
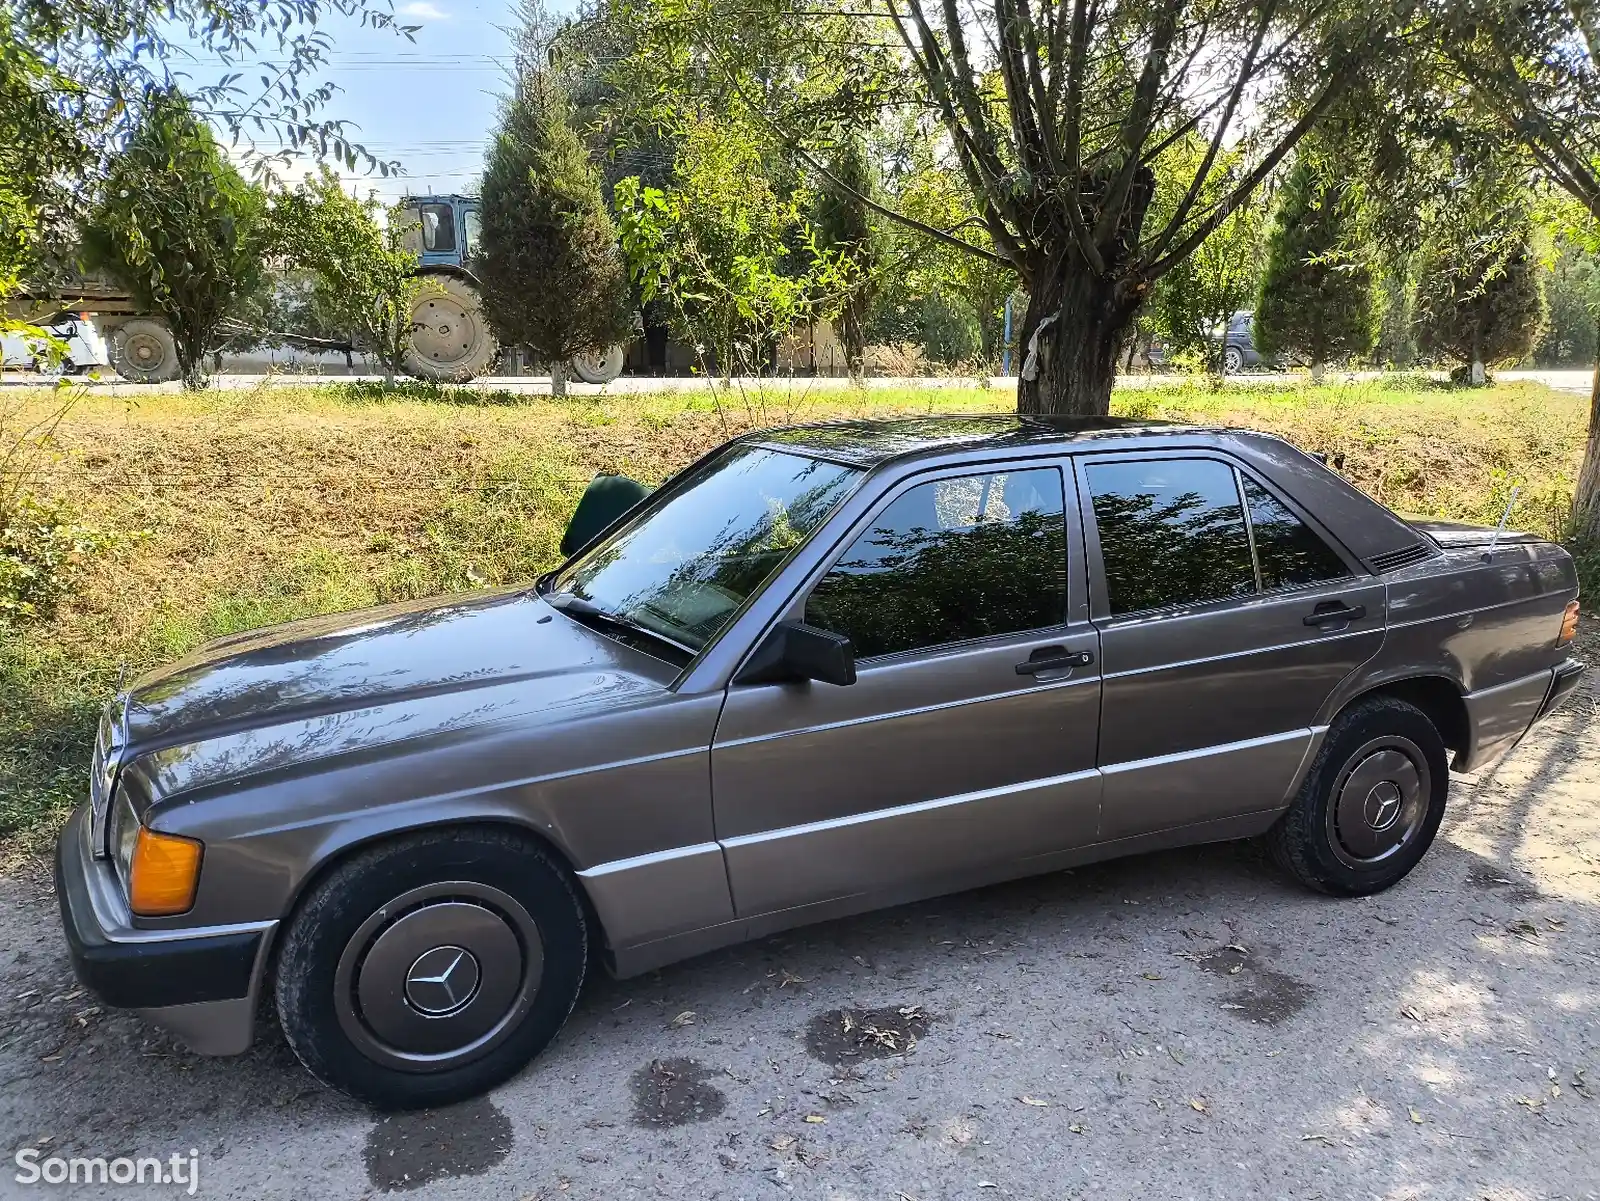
1558;600;1579;646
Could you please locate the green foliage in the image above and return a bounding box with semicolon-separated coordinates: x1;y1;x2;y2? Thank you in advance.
1533;237;1599;366
1254;156;1379;371
478;72;634;387
271;169;428;378
1146;140;1268;372
0;492;115;628
615;111;853;377
1415;226;1548;373
81;90;270;389
812;138;887;378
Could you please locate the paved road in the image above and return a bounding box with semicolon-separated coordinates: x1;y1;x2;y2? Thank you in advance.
2;629;1597;1200
1;368;1593;398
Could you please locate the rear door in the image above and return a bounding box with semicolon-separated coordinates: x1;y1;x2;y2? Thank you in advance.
1076;451;1385;841
711;458;1103;917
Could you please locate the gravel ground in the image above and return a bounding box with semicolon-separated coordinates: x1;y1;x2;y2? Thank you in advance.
1;626;1596;1200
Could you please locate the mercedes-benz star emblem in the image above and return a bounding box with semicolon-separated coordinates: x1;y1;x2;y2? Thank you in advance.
1363;782;1404;831
404;945;481;1016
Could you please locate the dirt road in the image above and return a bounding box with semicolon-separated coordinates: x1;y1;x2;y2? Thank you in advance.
1;627;1596;1200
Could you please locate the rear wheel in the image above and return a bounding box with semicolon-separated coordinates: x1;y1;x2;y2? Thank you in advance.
1270;697;1449;895
569;344;625;384
403;276;498;382
273;827;587;1109
1223;345;1245;374
111;318;181;383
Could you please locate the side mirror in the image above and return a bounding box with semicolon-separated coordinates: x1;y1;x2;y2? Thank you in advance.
736;620;856;687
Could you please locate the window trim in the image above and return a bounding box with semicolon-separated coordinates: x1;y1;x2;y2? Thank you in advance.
1074;450;1362;623
789;458;1080;667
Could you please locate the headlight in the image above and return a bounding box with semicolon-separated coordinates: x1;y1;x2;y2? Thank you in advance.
113;793;203;917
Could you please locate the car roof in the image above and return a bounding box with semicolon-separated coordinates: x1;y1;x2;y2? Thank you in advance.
749;414;1190;468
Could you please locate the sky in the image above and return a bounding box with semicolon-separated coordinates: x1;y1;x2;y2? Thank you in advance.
180;0;574;202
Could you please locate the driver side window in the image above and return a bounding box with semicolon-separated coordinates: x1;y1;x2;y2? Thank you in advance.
805;467;1067;659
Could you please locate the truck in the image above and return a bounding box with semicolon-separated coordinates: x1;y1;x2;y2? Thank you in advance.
3;194;628;385
397;193;626;385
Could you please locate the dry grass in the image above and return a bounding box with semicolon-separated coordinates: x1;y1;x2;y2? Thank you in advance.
0;374;1590;845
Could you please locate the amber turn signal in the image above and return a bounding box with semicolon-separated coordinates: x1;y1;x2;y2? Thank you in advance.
128;828;203;916
1558;600;1580;646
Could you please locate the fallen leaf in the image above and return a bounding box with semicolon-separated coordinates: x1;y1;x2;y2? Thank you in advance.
1220;1003;1245;1011
1551;1085;1562;1099
1409;1108;1424;1124
1068;1123;1085;1134
1400;1005;1424;1021
670;1010;696;1027
1141;972;1164;981
1189;1098;1207;1113
804;1114;826;1124
1227;963;1244;975
769;1135;795;1151
1017;1096;1050;1107
978;1183;999;1190
757;1106;772;1117
1225;943;1248;954
1507;919;1541;938
778;970;806;988
1301;1133;1335;1145
898;1004;926;1020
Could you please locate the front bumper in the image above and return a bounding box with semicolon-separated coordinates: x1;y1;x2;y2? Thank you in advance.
54;805;274;1055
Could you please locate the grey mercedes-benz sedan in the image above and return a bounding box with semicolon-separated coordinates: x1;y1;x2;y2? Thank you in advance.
57;416;1585;1107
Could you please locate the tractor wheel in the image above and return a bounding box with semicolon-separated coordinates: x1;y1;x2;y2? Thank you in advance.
404;276;498;382
112;319;181;383
569;345;625;385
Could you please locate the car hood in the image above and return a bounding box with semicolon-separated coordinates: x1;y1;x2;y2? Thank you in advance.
118;586;676;801
1410;518;1541;548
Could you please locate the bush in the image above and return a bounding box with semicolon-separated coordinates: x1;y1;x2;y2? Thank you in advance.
0;492;113;626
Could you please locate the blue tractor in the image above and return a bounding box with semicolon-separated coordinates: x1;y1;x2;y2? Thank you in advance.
399;195;626;384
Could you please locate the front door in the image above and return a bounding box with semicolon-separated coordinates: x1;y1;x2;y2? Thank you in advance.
1076;452;1386;841
711;461;1103;918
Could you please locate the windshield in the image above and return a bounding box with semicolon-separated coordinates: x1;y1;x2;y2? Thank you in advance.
550;446;862;652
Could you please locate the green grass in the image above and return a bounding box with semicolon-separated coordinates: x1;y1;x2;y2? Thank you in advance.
0;375;1591;850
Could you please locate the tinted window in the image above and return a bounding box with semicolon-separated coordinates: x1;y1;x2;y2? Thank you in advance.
1242;476;1348;589
420;203;456;253
553;447;860;651
1086;459;1255;615
805;468;1066;659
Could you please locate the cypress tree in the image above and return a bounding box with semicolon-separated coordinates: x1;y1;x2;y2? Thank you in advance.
812;138;887;381
1414;226;1547;384
1254;156;1378;380
478;72;633;396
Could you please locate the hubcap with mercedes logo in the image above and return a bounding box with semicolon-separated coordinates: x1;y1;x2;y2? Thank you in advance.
334;883;544;1071
404;946;481;1016
1327;736;1430;867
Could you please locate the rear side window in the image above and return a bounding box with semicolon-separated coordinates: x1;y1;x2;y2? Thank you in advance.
806;467;1067;658
1240;477;1349;589
1085;459;1255;615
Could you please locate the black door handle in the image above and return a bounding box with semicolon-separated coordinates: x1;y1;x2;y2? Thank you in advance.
1016;646;1095;675
1304;601;1367;627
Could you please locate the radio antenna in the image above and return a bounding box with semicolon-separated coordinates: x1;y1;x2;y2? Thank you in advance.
1481;485;1521;561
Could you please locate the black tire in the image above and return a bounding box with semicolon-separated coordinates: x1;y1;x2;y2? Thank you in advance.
273;826;587;1109
1269;696;1449;896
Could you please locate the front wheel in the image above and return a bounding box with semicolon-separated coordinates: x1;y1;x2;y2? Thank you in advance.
1269;696;1449;896
273;827;587;1109
1223;345;1245;374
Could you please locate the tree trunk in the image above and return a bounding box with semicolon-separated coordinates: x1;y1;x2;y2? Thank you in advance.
1575;329;1600;545
551;361;567;398
1015;264;1132;417
1311;359;1325;383
175;330;209;391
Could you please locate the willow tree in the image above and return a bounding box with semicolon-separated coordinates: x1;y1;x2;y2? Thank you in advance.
1433;0;1599;539
605;0;1426;414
